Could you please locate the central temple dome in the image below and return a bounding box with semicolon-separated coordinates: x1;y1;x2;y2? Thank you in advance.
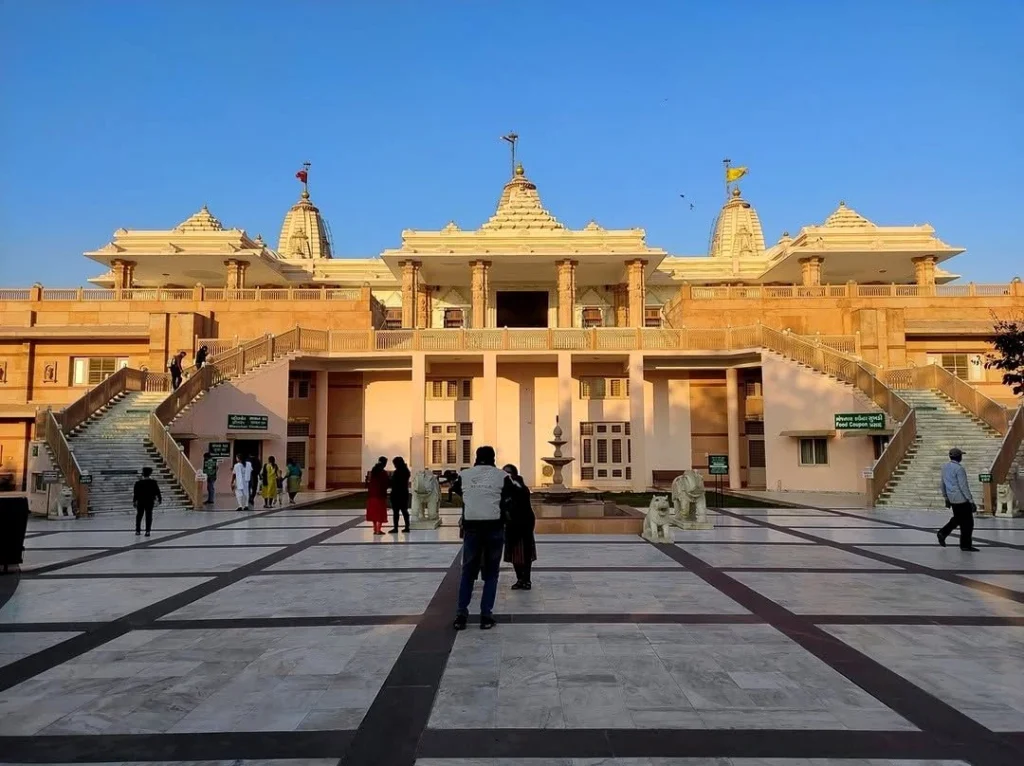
709;187;765;260
277;188;333;259
478;163;565;231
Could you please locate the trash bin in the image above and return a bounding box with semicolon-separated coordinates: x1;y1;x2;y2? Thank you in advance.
0;496;30;573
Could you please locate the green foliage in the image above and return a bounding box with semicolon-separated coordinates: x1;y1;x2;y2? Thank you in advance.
986;316;1024;397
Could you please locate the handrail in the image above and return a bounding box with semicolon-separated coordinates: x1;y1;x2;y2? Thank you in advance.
148;413;204;509
59;367;169;435
983;405;1024;513
40;409;89;516
883;364;1009;435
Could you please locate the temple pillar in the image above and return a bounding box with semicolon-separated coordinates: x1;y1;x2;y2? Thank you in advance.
471;260;491;329
315;370;329;491
111;259;136;290
628;352;647;491
410;354;426;469
799;257;823;287
726;368;741;489
400;261;421;329
416;285;432;329
482;353;498;447
912;255;937;287
613;284;629;327
626;260;647;327
556;260;577;328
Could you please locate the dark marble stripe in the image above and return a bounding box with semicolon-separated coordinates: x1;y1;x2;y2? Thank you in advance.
818;507;1024;551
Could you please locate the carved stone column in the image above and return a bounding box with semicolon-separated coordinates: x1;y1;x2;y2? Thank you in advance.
471;260;491;329
401;260;421;329
111;259;136;290
556;260;577;328
799;256;823;287
912;255;937;286
626;260;647;328
416;284;432;329
612;284;629;327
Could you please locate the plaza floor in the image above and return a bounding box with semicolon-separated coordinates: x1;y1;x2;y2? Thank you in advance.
1;502;1023;766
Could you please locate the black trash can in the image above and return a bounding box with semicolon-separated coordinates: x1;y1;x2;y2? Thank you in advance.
0;496;30;574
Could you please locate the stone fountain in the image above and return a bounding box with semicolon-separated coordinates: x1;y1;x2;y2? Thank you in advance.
539;417;574;503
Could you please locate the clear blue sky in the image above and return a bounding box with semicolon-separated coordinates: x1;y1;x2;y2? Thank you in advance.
1;0;1021;287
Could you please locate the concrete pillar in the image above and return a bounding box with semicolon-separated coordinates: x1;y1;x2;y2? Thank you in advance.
556;260;577;328
627;260;647;327
799;257;822;287
111;259;136;290
471;260;490;328
613;284;629;327
556;353;574;482
628;352;647;491
314;370;329;491
726;367;741;489
410;354;426;469
912;255;937;286
400;261;420;328
482;353;498;447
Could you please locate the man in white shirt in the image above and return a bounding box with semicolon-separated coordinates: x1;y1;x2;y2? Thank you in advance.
231;454;252;511
452;446;513;631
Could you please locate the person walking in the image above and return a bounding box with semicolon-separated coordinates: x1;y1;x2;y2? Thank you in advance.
261;456;279;509
453;446;513;631
248;455;261;508
202;451;218;505
231;454;251;511
366;457;390;535
502;464;537;590
389;456;411;534
133;466;162;537
195;345;209;369
285;457;303;504
938;447;980;551
168;352;186;390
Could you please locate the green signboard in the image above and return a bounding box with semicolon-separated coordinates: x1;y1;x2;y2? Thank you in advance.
227;414;268;431
708;454;729;476
834;412;886;430
979;473;993;483
209;441;231;458
79;473;93;485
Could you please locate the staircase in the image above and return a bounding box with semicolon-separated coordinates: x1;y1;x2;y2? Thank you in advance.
67;391;190;514
877;389;1003;510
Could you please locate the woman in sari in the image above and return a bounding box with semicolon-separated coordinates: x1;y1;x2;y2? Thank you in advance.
366;456;390;535
501;464;537;590
260;456;279;509
285;457;303;504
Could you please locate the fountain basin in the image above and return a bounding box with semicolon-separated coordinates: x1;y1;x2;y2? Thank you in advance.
533;500;643;535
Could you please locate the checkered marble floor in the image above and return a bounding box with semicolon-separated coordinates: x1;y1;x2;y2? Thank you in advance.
2;503;1022;766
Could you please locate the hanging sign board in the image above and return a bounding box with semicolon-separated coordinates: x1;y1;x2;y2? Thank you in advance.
835;412;886;430
227;414;268;430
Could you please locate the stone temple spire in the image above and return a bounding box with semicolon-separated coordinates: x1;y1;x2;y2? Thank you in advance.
277;164;333;259
708;186;765;260
479;163;565;232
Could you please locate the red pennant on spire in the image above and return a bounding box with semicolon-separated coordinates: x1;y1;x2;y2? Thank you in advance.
295;168;308;184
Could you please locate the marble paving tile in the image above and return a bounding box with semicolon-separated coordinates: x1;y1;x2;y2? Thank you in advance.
0;626;411;735
0;577;210;624
0;631;80;667
25;530;176;548
327;525;464;543
54;546;284;575
961;573;1024;591
971;528;1024;544
153;528;326;547
266;542;461;570
788;528;967;545
218;517;343;529
681;543;899;570
484;571;749;615
162;571;446;619
430;623;910;731
828;625;1024;731
673;527;813;544
730;572;1024;616
854;545;1024;570
533;543;680;568
15;548;98;571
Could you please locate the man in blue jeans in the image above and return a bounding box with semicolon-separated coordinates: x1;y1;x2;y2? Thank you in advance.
453;446;513;631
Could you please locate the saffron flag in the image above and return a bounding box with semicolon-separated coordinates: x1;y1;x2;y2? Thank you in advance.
295;169;308;184
726;166;748;183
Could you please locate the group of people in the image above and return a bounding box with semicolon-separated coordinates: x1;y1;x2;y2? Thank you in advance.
364;446;537;631
230;454;303;511
167;345;209;390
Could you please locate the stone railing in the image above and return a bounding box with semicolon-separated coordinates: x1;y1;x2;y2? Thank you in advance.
984;405;1024;513
685;282;1019;300
37;409;89;517
883;364;1010;436
3;286;366;302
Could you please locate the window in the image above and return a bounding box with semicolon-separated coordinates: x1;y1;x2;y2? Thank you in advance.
748;440;766;468
72;357;127;386
443;308;465;329
799;438;829;466
644;307;662;328
580;377;630;399
289;372;311;399
426;422;472;471
287;420;310;437
581;307;604;328
580;421;631;482
427;378;472;400
285;440;306;468
929;352;985;382
383;308;402;330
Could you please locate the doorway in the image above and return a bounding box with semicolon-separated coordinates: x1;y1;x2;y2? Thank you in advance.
233;439;262;463
496;291;549;328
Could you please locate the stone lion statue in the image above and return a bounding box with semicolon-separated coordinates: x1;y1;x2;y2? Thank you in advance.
995;480;1020;517
642;495;674;543
411;468;442;527
670;470;712;529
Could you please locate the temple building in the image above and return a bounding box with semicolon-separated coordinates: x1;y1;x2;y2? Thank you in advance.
0;159;1021;512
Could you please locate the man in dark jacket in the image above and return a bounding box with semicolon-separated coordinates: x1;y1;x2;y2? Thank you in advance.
248;456;261;507
133;466;162;537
